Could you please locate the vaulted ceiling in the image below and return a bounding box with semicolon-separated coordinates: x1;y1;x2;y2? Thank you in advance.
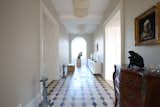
52;0;110;35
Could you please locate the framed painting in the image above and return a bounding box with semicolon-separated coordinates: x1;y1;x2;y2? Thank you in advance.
135;3;160;45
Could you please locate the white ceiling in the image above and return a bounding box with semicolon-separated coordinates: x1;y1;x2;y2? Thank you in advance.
52;0;110;34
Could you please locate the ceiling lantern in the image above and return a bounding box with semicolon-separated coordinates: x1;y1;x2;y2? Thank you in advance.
73;0;89;17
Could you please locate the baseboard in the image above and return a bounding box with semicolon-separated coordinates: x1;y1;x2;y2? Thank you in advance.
25;94;42;107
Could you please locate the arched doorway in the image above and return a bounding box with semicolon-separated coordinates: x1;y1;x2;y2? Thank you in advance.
71;37;87;66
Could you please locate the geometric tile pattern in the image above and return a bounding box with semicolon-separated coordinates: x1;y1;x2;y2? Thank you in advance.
47;66;115;107
47;80;59;96
95;75;115;102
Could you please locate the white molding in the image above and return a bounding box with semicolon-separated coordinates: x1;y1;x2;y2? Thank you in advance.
61;15;102;19
103;0;121;26
25;94;42;107
40;1;59;27
103;0;124;81
40;0;61;81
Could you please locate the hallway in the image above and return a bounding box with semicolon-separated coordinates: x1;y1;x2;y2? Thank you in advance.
47;66;114;107
1;0;160;107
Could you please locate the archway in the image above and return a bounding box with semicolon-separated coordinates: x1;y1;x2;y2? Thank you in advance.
71;37;87;66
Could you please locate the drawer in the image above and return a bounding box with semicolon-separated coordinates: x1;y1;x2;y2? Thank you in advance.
121;72;142;90
121;86;142;99
120;81;142;91
121;97;143;107
120;87;143;107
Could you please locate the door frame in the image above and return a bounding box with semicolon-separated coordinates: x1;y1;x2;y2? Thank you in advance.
103;0;125;83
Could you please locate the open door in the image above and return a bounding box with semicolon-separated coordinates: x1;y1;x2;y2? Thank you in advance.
105;10;121;87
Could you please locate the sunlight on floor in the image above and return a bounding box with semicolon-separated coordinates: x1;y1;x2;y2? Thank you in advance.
46;66;115;107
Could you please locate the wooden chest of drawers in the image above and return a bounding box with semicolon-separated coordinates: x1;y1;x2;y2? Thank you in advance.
120;70;143;107
114;65;160;107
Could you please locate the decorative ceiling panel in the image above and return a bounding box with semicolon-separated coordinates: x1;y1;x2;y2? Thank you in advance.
52;0;110;34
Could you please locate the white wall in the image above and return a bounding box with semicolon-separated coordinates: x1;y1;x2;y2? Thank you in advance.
124;0;160;65
94;29;104;63
41;2;60;81
105;10;121;82
94;0;160;70
59;26;69;76
93;28;105;76
0;0;69;106
93;0;121;78
40;0;69;81
0;0;40;107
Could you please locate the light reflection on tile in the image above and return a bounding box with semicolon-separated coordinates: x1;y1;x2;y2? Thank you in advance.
48;66;115;107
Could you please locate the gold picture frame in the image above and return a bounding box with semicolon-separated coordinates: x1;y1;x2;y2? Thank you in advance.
135;3;160;46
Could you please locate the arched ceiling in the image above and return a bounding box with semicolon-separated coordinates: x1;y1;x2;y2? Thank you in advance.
52;0;110;35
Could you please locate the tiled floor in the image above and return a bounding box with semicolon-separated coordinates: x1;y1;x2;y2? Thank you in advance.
47;66;115;107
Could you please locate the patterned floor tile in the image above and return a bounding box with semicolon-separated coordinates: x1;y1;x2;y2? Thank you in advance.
47;66;115;107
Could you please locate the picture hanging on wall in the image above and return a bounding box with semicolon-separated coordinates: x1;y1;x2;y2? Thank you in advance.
135;3;160;45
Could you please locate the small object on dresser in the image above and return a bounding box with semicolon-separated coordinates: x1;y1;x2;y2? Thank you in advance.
128;51;144;68
157;65;160;73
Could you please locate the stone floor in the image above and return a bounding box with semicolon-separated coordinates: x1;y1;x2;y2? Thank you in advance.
47;66;115;107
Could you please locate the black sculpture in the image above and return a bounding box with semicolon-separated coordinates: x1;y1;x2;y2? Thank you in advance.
128;51;144;68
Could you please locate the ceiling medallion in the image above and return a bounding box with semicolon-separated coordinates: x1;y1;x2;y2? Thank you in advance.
73;0;89;17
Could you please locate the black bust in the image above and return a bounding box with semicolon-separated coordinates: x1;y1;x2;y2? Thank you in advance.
128;51;144;68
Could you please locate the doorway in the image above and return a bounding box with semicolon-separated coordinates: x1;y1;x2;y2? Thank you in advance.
105;10;121;86
71;37;87;66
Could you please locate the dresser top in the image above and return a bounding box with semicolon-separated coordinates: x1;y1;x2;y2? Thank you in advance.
116;65;160;78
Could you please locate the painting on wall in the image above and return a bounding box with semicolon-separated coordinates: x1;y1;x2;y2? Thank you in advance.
135;3;160;45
